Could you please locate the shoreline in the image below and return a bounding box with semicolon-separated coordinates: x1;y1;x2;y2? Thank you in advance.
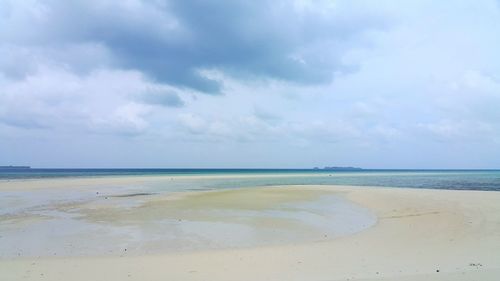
1;184;500;280
0;173;334;191
2;170;497;191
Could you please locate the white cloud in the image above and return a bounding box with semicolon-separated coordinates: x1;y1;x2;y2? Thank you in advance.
0;66;186;134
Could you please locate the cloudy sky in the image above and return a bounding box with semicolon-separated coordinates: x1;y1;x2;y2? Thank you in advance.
1;0;500;168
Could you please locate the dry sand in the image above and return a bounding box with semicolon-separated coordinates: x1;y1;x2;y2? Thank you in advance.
1;184;500;281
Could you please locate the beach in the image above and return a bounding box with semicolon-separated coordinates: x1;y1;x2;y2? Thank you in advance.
4;0;500;280
1;176;500;280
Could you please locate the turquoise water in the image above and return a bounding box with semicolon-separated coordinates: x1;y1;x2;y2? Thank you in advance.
1;169;499;191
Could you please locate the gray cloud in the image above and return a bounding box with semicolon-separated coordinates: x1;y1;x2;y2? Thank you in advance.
0;0;388;94
141;90;184;108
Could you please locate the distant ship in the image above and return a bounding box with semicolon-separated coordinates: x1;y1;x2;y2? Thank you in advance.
0;166;31;170
313;166;363;171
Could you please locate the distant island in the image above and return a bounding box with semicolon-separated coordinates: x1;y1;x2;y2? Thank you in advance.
313;166;363;171
0;166;31;170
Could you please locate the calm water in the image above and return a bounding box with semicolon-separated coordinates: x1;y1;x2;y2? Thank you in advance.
1;169;499;191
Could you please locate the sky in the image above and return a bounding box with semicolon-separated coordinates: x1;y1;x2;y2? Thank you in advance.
1;0;500;169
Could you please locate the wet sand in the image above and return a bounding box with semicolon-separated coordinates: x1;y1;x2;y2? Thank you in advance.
1;179;500;280
0;185;376;257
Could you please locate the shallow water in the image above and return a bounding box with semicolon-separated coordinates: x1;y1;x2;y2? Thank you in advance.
0;186;375;258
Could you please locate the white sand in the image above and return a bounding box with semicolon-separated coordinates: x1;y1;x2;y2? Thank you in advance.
1;183;500;280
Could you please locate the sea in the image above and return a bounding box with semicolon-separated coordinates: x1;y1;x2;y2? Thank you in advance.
1;168;499;191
